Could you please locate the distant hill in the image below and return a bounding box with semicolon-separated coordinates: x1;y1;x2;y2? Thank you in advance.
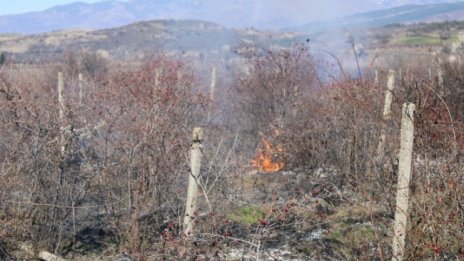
0;0;379;34
0;19;302;62
295;1;464;33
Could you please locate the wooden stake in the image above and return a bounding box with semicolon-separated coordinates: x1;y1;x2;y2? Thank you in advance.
392;103;415;261
183;128;203;236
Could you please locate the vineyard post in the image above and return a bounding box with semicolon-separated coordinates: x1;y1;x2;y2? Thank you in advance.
154;68;161;94
392;103;415;261
376;69;395;161
437;67;444;96
183;127;203;236
58;72;66;157
207;66;216;124
78;73;84;106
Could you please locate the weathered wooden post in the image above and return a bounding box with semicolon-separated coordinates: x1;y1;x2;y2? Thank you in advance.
392;103;415;261
183;127;203;236
58;72;66;157
207;67;217;124
376;70;395;161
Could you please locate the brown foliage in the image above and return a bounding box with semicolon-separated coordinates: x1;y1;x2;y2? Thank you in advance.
0;45;462;260
0;56;207;256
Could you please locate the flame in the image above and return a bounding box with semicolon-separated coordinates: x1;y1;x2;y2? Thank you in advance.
252;138;284;172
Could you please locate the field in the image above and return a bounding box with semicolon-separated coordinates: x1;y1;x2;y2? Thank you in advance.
0;20;463;261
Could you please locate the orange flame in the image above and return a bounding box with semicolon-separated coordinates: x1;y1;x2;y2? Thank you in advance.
252;138;284;172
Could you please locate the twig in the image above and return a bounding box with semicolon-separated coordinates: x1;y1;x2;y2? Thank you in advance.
206;133;239;194
5;200;121;209
434;92;458;156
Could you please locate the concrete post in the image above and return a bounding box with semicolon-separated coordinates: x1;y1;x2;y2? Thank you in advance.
154;68;161;95
78;73;84;106
392;103;415;261
377;70;395;160
207;67;216;123
437;67;444;96
183;128;203;236
58;72;66;157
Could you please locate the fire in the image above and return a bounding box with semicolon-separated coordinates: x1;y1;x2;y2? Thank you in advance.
252;138;285;172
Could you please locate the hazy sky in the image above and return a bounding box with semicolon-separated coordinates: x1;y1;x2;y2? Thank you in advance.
0;0;104;15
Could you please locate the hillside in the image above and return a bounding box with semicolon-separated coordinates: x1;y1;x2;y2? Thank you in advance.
3;17;464;67
0;19;301;62
294;1;464;34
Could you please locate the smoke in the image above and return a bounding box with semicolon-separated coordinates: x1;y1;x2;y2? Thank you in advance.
250;0;379;27
124;0;381;30
208;0;381;29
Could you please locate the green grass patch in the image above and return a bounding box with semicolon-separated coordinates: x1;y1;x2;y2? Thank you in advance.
228;205;266;226
398;35;441;46
329;230;343;240
329;222;376;245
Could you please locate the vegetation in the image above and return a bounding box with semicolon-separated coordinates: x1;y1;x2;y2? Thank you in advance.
228;205;266;226
398;35;442;46
0;52;5;65
0;20;463;260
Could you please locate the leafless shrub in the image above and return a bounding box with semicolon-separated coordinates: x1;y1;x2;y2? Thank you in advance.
80;52;108;78
0;56;209;257
0;44;462;260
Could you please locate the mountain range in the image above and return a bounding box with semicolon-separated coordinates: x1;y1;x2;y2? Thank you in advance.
1;0;463;34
